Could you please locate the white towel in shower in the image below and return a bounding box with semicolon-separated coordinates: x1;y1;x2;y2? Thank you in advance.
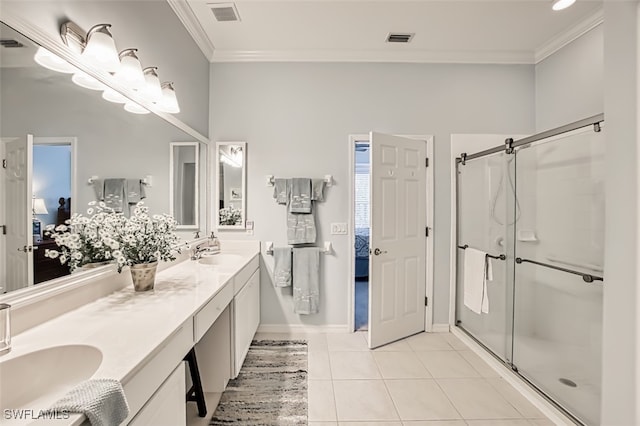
463;248;491;314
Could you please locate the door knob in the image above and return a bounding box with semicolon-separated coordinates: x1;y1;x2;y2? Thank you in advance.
373;248;387;256
17;245;32;253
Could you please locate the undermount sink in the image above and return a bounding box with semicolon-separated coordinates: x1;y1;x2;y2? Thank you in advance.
0;345;102;414
198;253;244;266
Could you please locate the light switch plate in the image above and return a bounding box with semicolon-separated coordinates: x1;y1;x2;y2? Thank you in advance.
330;223;348;235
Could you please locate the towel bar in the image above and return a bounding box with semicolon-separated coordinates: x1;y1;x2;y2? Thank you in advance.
265;241;332;255
457;244;505;261
265;175;333;187
87;175;153;187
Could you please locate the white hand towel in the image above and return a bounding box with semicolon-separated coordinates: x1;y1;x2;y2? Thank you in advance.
292;247;321;314
273;247;292;287
463;248;490;315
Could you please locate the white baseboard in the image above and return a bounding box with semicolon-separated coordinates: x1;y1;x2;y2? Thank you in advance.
257;324;350;334
431;323;451;333
450;326;574;426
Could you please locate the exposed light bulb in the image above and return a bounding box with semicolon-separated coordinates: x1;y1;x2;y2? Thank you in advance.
124;101;150;114
141;67;162;103
71;71;106;91
82;24;120;72
115;48;145;90
156;82;180;114
33;47;76;73
552;0;576;11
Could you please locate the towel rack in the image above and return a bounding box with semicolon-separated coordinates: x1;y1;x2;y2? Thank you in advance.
265;175;333;187
457;244;506;261
87;175;153;187
265;241;332;255
516;257;603;283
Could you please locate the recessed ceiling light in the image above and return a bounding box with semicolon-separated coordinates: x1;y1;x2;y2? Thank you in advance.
552;0;576;11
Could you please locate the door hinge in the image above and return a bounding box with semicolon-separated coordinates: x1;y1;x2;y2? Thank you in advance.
425;297;428;306
425;227;429;237
0;225;5;235
2;159;6;169
425;158;429;167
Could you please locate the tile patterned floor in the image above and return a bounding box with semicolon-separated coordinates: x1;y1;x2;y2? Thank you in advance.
255;331;556;426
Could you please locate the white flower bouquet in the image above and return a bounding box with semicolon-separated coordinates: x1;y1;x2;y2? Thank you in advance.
45;201;180;273
219;205;242;225
45;201;126;272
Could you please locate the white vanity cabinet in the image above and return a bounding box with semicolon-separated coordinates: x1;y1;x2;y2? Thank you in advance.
129;362;186;426
232;268;260;377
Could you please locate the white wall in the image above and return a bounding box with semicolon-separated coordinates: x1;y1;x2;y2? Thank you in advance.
601;2;640;424
535;24;604;132
210;62;535;327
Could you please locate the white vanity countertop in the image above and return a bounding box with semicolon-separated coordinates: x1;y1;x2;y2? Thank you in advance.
2;242;260;425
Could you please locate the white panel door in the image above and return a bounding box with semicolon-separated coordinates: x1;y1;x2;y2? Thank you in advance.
368;132;427;348
4;135;33;292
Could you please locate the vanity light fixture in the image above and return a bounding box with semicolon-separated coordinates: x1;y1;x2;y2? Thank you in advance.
81;24;120;72
102;87;128;104
142;67;163;102
115;48;145;90
33;47;76;74
156;82;181;114
124;101;151;115
71;70;106;91
552;0;576;11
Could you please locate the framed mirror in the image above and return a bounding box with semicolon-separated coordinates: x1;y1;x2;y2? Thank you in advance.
216;142;246;229
170;142;199;230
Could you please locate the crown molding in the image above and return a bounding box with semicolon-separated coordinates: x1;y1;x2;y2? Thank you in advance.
167;0;215;61
534;7;603;64
211;48;535;64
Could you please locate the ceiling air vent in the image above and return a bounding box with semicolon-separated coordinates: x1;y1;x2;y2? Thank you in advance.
0;39;24;48
386;33;414;43
208;2;241;22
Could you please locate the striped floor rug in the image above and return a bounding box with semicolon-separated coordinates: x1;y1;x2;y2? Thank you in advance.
210;340;308;425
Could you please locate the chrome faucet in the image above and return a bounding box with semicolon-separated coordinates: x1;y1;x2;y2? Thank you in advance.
0;303;11;356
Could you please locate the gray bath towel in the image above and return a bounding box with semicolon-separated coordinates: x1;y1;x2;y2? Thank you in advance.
92;179;104;201
293;247;321;315
273;178;289;205
273;247;292;287
289;178;312;213
287;204;316;244
311;178;326;201
47;378;129;426
126;179;146;204
103;179;126;213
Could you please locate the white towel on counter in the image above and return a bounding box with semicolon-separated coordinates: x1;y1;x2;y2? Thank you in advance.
463;248;492;314
293;247;321;314
47;378;129;426
273;247;292;287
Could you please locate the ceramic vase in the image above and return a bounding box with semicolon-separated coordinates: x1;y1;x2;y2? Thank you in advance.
130;261;158;292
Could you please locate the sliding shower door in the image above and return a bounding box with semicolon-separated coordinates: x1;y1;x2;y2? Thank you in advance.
511;126;604;425
456;152;512;361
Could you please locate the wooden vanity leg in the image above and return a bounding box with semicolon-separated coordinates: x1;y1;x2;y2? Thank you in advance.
184;347;207;417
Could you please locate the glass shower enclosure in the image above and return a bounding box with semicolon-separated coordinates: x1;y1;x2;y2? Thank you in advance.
455;115;605;426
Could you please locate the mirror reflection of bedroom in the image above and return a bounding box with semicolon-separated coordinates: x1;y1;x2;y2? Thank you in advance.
354;141;370;331
32;140;72;284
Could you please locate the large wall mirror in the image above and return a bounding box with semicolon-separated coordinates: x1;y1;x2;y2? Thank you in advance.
170;142;199;230
0;20;208;299
216;142;246;230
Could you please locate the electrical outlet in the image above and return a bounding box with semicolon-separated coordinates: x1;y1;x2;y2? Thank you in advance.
330;223;348;235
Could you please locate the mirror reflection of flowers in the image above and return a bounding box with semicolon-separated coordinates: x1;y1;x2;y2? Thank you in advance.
44;201;126;272
44;201;180;272
219;205;242;225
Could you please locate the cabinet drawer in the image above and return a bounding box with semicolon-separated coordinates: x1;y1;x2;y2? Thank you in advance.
194;284;233;342
233;255;259;295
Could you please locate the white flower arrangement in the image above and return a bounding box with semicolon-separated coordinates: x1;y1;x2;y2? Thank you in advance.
45;201;180;272
219;205;242;225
